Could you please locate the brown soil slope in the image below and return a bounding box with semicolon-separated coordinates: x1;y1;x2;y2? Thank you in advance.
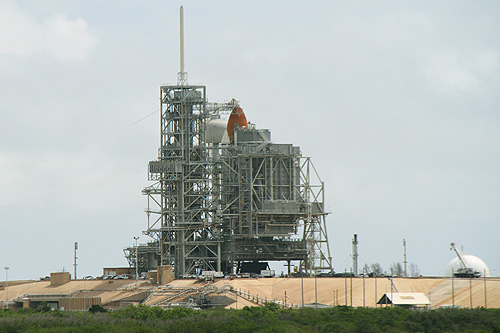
2;277;499;309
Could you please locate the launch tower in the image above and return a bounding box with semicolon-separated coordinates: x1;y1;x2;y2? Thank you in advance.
124;7;332;278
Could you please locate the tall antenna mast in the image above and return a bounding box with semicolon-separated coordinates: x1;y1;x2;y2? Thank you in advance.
403;239;407;277
352;234;358;276
73;242;78;280
177;6;188;85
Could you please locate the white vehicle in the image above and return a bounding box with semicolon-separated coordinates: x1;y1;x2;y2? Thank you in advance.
260;270;275;277
201;271;224;278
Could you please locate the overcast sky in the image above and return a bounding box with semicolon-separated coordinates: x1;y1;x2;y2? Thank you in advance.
1;0;499;280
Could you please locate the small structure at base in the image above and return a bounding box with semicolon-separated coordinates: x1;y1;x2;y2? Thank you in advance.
16;294;101;310
102;267;134;277
146;266;173;285
158;265;173;285
302;303;331;309
50;272;71;286
377;293;430;309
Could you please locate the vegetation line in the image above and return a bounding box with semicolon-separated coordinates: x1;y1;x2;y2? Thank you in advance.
1;303;499;332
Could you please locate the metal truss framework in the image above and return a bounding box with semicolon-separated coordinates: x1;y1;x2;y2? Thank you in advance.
125;83;332;277
298;158;332;274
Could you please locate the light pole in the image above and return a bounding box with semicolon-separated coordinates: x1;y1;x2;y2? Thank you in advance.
134;237;139;283
74;242;78;280
4;266;9;310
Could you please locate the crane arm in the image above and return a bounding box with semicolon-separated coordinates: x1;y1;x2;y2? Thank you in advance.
450;242;467;269
386;276;399;293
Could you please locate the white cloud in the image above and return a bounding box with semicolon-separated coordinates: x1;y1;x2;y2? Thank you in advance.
44;14;97;61
0;1;40;56
422;50;500;94
0;1;97;61
423;51;477;93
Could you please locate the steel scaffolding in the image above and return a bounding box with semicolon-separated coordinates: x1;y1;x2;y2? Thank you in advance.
125;83;332;278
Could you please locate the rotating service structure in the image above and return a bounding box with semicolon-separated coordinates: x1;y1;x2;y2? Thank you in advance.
124;81;332;278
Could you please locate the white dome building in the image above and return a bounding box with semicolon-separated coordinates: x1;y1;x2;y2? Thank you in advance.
444;255;490;277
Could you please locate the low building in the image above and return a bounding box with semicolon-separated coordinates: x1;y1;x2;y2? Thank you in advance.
377;292;430;309
14;294;101;310
102;267;134;277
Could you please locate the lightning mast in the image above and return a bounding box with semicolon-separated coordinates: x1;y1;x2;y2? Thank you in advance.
178;6;188;85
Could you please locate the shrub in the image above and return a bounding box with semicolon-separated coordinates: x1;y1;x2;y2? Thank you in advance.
88;304;107;313
35;302;52;313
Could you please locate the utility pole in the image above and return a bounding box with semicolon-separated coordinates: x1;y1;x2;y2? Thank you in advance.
469;277;473;308
363;273;366;307
452;269;455;308
3;267;9;309
83;279;86;310
301;276;304;308
350;268;353;307
134;237;139;283
390;269;394;308
484;269;487;308
315;275;318;308
344;270;348;306
73;242;78;280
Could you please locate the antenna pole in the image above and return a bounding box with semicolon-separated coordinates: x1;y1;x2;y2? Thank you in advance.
352;234;358;276
73;242;78;280
403;239;407;277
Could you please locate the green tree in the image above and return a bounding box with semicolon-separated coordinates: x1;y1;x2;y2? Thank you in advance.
410;263;420;277
391;262;403;277
35;301;52;312
89;304;107;313
370;263;383;275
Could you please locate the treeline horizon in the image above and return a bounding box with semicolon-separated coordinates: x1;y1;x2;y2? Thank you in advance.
1;302;499;332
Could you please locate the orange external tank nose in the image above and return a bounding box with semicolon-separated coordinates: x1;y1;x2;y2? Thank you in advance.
227;106;248;143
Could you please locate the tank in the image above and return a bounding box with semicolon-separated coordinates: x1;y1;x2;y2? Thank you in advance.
206;118;229;144
227;106;248;143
